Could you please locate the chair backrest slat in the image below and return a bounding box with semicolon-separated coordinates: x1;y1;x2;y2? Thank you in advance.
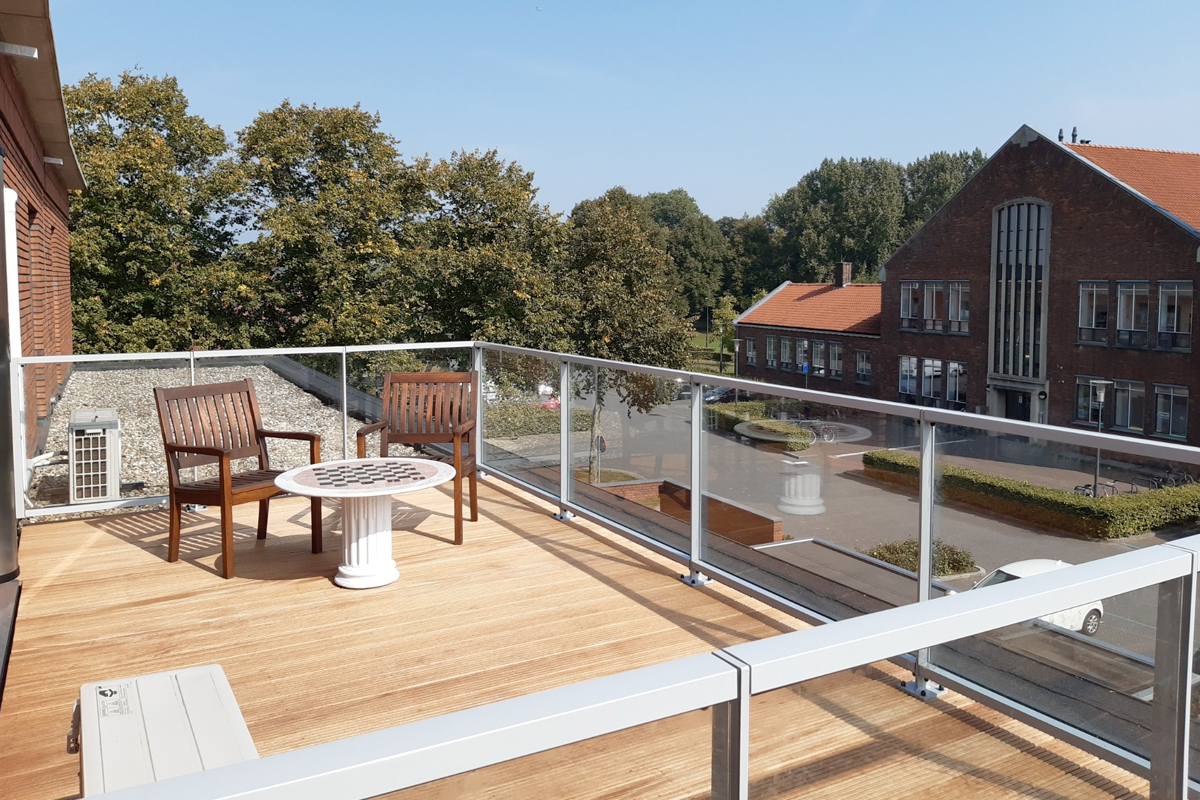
154;379;269;483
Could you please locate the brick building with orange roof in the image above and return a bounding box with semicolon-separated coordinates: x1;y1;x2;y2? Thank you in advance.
734;263;882;398
736;124;1200;447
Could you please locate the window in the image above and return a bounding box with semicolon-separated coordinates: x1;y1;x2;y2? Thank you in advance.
745;338;756;366
766;336;778;368
920;358;943;407
946;362;967;409
1158;282;1193;350
1116;282;1149;347
991;201;1049;380
1076;377;1098;423
795;338;809;372
948;281;970;333
923;282;944;332
1112;380;1145;432
1078;281;1108;343
812;341;826;376
1155;385;1188;439
900;282;920;330
856;350;871;384
899;356;918;402
780;337;793;371
828;342;843;379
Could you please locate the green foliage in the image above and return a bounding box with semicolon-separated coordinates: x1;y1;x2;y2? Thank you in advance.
711;294;738;363
65;72;244;352
647;189;730;315
717;214;780;306
861;538;977;577
862;450;1200;539
481;401;590;438
745;419;814;451
901;149;988;238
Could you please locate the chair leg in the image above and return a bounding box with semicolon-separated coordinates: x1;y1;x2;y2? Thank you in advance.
453;474;464;545
168;500;182;563
311;497;323;554
221;505;235;580
257;499;270;540
469;469;478;522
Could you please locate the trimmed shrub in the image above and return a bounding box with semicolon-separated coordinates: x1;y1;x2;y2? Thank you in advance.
483;401;591;438
861;538;977;576
862;449;1200;539
746;419;814;452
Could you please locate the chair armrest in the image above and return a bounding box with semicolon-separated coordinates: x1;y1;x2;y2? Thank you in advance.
356;421;387;438
452;419;477;434
165;443;230;458
257;430;319;442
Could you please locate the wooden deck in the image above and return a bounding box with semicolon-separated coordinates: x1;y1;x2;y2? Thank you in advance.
0;479;1148;799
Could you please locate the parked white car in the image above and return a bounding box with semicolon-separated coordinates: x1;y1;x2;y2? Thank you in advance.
973;559;1104;636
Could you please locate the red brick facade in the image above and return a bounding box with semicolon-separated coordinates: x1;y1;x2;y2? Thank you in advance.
1;54;74;454
737;323;881;400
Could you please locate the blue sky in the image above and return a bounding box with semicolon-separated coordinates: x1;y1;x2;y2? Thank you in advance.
51;0;1200;220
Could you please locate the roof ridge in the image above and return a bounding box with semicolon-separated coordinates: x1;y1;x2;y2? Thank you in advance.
1067;142;1200;158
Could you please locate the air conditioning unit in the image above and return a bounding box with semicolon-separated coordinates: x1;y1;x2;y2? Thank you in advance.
68;408;121;504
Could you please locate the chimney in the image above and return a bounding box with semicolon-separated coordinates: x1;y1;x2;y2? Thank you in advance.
834;261;853;288
1071;126;1078;144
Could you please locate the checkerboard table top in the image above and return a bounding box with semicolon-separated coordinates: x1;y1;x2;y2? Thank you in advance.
275;458;455;499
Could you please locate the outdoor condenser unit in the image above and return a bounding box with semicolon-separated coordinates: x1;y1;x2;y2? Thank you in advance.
68;408;121;504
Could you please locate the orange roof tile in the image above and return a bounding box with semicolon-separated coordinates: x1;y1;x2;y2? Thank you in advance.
738;283;881;335
1064;142;1200;232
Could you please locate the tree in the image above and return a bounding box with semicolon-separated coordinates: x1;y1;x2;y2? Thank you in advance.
561;197;692;481
718;214;782;304
65;72;243;352
230;101;429;348
646;189;730;316
409;150;570;349
902;149;988;239
710;294;739;373
766;157;906;284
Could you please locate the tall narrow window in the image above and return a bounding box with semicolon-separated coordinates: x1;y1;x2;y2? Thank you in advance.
1078;281;1108;343
780;337;793;371
900;282;920;330
856;351;871;384
1076;377;1100;423
745;338;756;366
1154;384;1188;439
795;338;809;371
766;336;778;368
828;342;843;378
812;341;826;376
1113;380;1145;432
920;358;942;407
948;281;970;333
1158;282;1193;350
947;362;967;410
899;356;918;402
1116;282;1149;347
923;282;944;332
991;201;1049;379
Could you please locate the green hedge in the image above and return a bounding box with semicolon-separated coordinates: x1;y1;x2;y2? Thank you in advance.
860;538;977;576
706;402;814;451
483;401;592;438
862;449;1200;539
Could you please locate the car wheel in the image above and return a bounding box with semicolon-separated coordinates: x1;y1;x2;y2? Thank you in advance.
1081;609;1101;636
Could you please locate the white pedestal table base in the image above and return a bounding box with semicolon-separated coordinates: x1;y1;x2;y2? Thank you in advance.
335;494;400;589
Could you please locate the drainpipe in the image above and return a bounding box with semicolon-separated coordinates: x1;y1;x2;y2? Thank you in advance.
0;148;19;584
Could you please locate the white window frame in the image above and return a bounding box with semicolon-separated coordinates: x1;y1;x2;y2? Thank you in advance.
923;282;944;332
1116;281;1149;347
828;342;843;379
1078;281;1108;343
780;337;792;371
1112;380;1145;433
745;337;756;366
1158;281;1193;351
856;350;871;384
920;358;942;407
766;335;778;368
900;281;920;330
1154;384;1188;439
812;341;826;376
899;355;918;400
948;281;969;334
947;361;967;409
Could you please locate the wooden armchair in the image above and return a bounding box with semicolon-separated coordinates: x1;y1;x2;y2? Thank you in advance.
154;378;322;579
356;372;477;544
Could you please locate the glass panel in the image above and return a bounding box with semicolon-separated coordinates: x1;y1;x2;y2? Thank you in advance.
701;389;920;620
27;357;191;508
389;707;712;799
566;364;691;555
932;583;1158;760
479;349;562;496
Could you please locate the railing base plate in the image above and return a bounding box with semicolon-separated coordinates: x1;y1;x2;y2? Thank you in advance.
900;677;947;700
680;570;712;588
553;509;575;522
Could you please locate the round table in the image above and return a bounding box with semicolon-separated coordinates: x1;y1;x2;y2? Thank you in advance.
275;458;456;589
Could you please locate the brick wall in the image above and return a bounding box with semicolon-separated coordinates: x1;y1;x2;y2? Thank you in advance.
735;323;881;400
0;55;74;454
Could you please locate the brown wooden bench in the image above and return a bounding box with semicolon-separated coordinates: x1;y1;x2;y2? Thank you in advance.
154;379;322;579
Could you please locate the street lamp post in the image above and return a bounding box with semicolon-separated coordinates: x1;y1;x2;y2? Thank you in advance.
717;323;726;374
1089;379;1113;495
733;338;742;380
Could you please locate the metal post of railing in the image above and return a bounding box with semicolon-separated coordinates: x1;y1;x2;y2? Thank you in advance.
554;358;574;521
340;348;349;460
1150;549;1197;800
472;344;486;476
711;651;750;800
902;416;945;699
0;147;18;584
682;376;710;586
